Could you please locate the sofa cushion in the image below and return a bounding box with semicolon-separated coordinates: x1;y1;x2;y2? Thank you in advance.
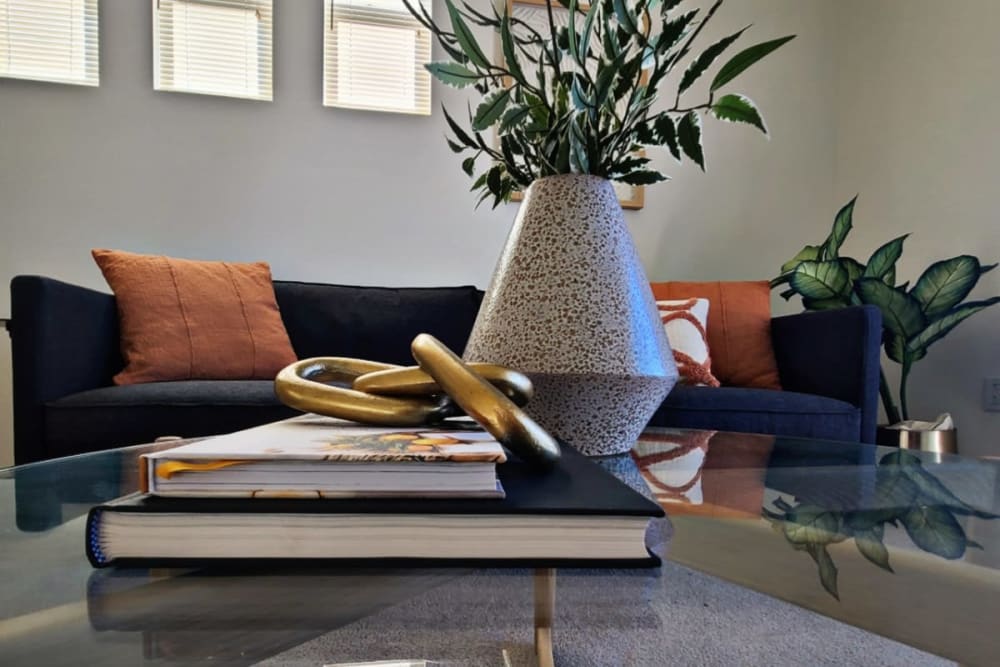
92;249;297;385
273;281;483;365
649;281;781;390
45;381;296;458
650;385;860;443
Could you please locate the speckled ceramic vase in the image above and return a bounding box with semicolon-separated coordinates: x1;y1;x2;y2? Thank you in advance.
463;174;678;456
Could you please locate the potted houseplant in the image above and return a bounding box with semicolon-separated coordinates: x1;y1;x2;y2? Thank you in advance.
407;0;795;455
773;197;1000;452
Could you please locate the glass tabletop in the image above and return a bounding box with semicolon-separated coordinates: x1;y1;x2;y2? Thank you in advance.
0;429;996;666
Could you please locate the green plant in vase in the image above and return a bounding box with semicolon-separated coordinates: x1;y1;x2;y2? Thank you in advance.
404;0;795;206
404;0;796;455
772;197;1000;424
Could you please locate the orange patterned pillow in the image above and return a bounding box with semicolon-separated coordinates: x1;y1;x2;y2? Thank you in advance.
92;249;297;385
650;281;781;390
656;298;720;387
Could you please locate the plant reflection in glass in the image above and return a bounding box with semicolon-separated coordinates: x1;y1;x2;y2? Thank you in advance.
763;450;998;599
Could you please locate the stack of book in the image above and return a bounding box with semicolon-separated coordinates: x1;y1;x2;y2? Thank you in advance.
86;415;664;567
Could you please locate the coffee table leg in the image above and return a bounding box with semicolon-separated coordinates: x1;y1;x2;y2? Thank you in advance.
534;568;556;667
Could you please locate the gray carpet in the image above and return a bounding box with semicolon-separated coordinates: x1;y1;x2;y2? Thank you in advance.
254;563;953;667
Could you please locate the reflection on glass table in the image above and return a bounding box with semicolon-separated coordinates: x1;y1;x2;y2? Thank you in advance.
1;429;997;666
633;429;1000;665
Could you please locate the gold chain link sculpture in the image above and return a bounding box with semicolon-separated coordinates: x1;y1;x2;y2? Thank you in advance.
274;334;561;467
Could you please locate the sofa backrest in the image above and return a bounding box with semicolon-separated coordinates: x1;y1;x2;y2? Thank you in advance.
273;281;483;365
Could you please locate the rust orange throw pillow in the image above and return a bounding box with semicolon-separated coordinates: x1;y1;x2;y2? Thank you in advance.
649;281;781;390
92;249;297;385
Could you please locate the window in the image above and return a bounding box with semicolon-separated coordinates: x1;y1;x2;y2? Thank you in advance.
0;0;99;86
324;0;431;115
154;0;272;101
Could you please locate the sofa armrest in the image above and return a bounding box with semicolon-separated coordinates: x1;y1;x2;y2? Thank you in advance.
9;276;121;463
771;306;882;444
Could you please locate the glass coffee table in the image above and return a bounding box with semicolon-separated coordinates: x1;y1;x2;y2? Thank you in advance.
0;428;996;666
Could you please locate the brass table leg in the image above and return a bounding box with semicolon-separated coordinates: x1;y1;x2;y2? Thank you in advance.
534;568;556;667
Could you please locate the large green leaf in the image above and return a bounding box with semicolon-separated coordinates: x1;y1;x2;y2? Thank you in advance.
887;330;926;364
910;255;984;319
678;26;748;94
499;105;531;133
654;114;680;160
425;61;479;88
620;170;667;185
854;526;893;573
444;0;490;69
565;0;579;63
472;89;511;130
907;297;1000;355
783;504;842;545
820;196;856;260
710;94;767;134
710;35;796;92
856;278;926;340
499;14;525;84
842;257;865;283
677;111;705;170
612;0;639;36
788;260;849;300
442;106;477;148
863;235;908;283
577;1;599;66
779;245;821;275
875;464;919;509
901;505;967;559
806;543;840;599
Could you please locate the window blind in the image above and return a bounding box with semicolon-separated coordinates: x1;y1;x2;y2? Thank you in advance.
0;0;98;86
324;0;431;115
154;0;272;101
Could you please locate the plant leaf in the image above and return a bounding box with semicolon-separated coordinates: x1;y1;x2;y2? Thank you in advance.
566;0;579;64
612;0;639;36
442;106;477;148
654;114;680;161
854;528;893;573
425;61;479;88
499;104;532;133
710;94;767;134
578;1;598;66
901;505;967;559
679;26;748;94
499;14;526;84
444;0;490;69
783;505;842;545
863;235;908;282
856;278;927;341
461;156;475;176
779;245;821;275
619;170;667;185
806;544;840;600
910;255;986;319
473;89;511;130
907;297;1000;355
788;260;849;300
710;35;796;92
677;111;705;170
820;196;856;260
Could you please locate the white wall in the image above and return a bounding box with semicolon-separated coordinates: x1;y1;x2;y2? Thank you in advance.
0;0;838;466
834;0;1000;456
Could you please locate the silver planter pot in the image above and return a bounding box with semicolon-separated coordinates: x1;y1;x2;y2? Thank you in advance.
463;174;678;456
876;425;958;463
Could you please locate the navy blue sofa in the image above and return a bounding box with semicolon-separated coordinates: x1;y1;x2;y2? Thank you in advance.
7;276;882;464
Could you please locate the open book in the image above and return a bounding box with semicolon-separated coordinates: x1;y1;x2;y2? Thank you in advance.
142;416;506;499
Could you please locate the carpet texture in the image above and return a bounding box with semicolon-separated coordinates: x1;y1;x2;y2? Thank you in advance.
254;563;952;667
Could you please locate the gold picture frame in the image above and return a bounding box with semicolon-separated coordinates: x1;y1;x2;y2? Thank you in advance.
503;0;646;210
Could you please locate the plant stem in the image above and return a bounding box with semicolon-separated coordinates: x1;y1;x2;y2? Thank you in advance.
899;361;911;422
879;367;901;425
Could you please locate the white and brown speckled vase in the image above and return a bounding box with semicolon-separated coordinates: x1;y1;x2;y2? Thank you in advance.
463;174;678;456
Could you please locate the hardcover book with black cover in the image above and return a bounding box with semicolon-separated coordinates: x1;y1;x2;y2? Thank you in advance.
87;445;664;568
